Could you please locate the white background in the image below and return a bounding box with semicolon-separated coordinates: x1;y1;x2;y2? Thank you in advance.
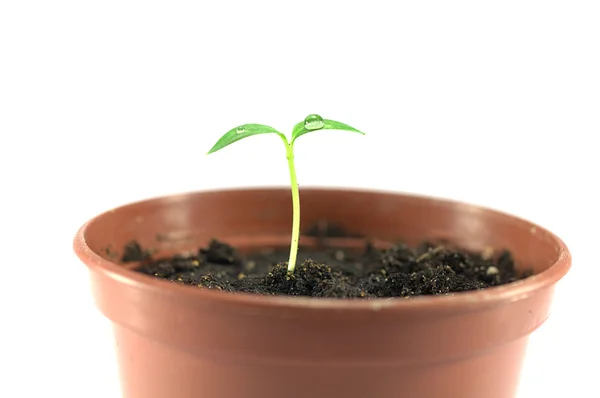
1;1;598;397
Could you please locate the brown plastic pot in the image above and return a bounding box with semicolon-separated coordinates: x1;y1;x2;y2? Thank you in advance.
73;188;571;398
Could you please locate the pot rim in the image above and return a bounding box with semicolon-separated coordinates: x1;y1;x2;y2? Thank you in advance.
73;187;572;313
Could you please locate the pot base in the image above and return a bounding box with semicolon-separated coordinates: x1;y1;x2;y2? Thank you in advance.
114;322;530;398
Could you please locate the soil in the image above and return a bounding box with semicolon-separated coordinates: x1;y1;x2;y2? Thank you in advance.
124;225;531;298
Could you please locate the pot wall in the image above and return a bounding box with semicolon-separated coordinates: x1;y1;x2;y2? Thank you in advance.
75;188;571;398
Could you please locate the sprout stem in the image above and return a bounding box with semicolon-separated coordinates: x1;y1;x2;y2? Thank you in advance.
284;141;300;272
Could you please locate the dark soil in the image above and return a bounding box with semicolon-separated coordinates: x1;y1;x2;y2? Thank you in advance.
124;230;531;298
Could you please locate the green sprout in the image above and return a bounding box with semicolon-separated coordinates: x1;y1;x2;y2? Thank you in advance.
207;114;365;273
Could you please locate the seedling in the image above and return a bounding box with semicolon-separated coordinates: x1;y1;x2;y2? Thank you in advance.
207;114;365;273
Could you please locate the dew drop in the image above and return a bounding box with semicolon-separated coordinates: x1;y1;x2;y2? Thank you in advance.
236;127;246;134
304;114;325;130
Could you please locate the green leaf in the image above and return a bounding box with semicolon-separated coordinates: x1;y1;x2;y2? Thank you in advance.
291;118;364;144
207;124;287;154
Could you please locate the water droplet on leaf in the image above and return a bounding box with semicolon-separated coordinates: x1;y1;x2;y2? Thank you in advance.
304;114;325;130
236;127;246;134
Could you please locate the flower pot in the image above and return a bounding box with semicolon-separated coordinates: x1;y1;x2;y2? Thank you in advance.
73;188;571;398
